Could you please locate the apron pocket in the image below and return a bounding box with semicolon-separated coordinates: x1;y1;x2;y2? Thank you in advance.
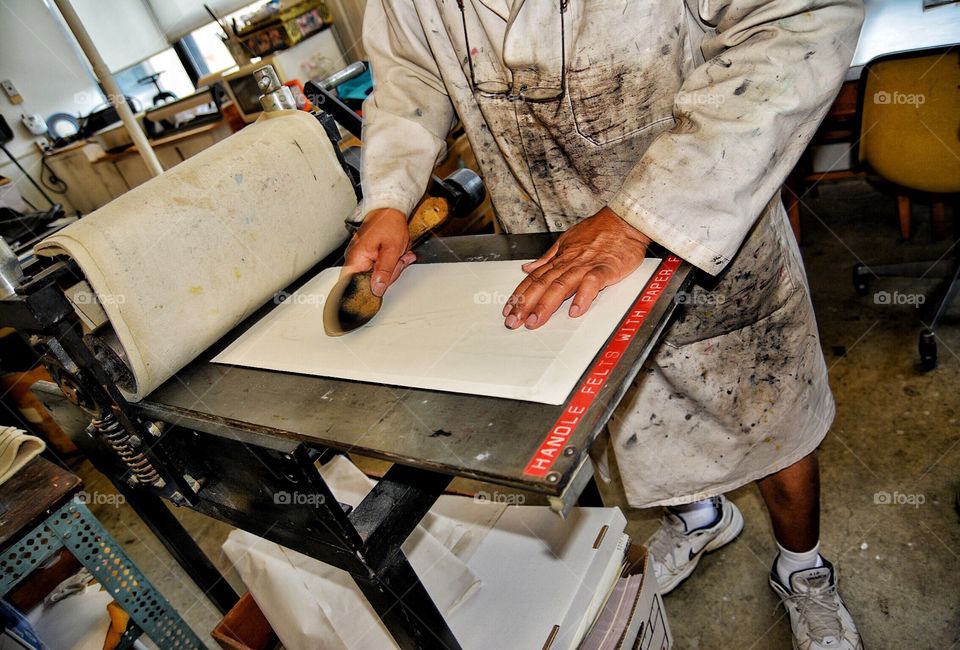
663;203;802;348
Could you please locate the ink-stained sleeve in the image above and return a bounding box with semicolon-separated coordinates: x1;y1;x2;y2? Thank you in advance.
349;0;457;223
607;0;863;273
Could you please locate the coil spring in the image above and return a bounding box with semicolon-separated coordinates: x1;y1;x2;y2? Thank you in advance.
89;414;162;486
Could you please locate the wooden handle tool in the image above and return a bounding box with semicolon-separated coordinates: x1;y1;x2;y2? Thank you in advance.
323;197;450;336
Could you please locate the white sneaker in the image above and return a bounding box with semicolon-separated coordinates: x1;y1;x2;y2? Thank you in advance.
646;495;744;594
769;557;863;650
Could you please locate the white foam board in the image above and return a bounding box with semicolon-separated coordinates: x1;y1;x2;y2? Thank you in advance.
448;506;628;649
213;259;660;404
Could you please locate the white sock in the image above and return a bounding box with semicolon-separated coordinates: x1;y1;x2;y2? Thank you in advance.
776;541;823;587
668;498;720;532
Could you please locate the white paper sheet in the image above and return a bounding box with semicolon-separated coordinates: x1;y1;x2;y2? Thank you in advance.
446;507;628;650
213;259;660;405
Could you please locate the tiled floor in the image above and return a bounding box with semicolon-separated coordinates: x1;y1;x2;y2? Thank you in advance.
69;178;959;648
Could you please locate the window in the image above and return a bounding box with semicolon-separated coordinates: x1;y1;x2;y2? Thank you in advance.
113;49;196;110
187;21;238;76
179;1;273;77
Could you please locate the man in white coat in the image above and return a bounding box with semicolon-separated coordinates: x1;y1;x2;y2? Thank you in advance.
345;1;864;647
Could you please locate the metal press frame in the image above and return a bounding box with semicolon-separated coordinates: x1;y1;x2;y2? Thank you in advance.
0;71;694;649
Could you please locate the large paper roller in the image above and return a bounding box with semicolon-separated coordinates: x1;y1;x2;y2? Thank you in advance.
36;111;357;401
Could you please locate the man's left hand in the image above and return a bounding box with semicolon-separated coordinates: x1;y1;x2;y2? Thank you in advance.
503;207;652;330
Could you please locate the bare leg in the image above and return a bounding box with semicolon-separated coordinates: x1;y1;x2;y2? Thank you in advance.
756;451;820;552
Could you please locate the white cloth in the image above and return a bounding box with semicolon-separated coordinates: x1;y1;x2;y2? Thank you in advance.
0;426;45;485
355;0;862;506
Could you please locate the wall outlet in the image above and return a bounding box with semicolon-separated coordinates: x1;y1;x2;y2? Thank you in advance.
1;79;23;105
35;138;54;154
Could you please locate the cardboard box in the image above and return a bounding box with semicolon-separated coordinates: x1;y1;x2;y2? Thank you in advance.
578;543;672;649
447;507;629;649
621;544;673;650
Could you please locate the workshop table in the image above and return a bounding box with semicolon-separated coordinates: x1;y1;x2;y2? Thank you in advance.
849;0;960;80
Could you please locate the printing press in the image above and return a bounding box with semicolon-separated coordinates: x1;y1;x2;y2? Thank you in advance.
0;65;692;649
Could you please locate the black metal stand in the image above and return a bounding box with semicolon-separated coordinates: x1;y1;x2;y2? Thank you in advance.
0;264;462;646
120;488;240;615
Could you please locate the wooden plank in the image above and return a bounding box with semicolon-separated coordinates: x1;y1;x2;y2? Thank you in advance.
113;154;152;189
174;133;216;161
212;592;280;650
0;457;81;549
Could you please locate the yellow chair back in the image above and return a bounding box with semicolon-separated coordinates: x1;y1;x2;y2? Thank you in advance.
859;48;960;194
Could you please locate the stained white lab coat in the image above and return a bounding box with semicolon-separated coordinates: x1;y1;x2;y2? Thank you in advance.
354;0;863;507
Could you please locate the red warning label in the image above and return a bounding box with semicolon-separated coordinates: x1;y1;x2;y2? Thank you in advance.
523;256;683;477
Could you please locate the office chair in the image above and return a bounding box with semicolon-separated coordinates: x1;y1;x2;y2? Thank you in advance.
852;47;960;370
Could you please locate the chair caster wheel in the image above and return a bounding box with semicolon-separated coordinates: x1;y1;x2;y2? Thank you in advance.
853;264;870;297
919;329;937;372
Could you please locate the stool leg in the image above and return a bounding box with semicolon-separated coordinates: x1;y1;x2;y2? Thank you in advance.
898;194;911;239
48;500;206;650
932;201;947;240
782;182;802;241
788;201;802;241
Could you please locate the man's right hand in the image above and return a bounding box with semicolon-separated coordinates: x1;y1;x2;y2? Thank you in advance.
344;208;415;297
